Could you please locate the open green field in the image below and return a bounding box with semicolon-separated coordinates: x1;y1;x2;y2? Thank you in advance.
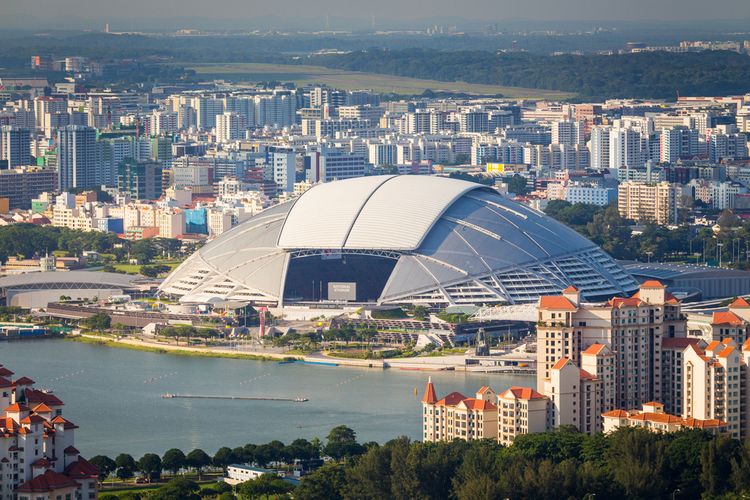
186;62;575;99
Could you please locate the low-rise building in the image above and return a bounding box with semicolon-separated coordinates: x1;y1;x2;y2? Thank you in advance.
602;402;726;434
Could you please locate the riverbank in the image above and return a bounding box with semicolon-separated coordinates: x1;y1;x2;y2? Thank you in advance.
68;334;296;362
66;334;480;371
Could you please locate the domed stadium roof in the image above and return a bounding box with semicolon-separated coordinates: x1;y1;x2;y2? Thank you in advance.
160;175;637;306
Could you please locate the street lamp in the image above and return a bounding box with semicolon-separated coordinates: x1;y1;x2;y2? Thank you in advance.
718;243;724;268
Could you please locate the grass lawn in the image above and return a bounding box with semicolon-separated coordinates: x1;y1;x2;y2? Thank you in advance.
112;263;141;274
185;62;575;99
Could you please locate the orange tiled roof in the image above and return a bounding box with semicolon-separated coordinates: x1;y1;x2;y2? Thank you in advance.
608;297;642;308
717;346;737;358
582;343;608;355
4;403;30;413
641;280;665;288
476;386;493;395
629;412;683;424
539;296;577;310
460;398;497;411
501;386;546;400
422;379;437;404
706;340;723;352
552;357;572;370
682;417;726;429
712;311;744;327
730;297;750;308
602;409;629;418
32;403;53;413
562;285;579;293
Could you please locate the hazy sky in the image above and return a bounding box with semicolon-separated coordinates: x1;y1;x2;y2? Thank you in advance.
3;0;750;28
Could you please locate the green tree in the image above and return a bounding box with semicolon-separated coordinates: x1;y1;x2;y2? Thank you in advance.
161;448;186;475
89;455;116;479
150;477;201;500
606;427;667;499
137;453;162;480
237;473;295;498
213;446;235;471
115;453;137;479
296;463;347;500
324;425;364;461
186;448;211;478
81;312;111;331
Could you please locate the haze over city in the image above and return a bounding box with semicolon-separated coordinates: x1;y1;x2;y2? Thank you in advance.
4;0;750;498
2;0;750;29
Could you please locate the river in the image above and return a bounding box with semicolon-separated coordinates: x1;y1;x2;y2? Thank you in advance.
2;339;534;457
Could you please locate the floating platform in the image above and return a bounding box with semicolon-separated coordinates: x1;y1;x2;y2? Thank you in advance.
162;394;308;402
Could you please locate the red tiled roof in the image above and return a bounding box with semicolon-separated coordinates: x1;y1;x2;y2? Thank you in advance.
0;376;14;388
64;457;99;479
63;445;80;455
712;311;744;327
20;414;46;425
436;392;467;407
539;296;577;310
662;337;702;349
0;367;14;377
32;457;52;468
501;386;546;400
579;368;597;381
15;470;79;493
14;376;35;385
25;389;64;407
422;379;437;404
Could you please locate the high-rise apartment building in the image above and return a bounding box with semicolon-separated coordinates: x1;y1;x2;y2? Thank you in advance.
57;125;97;190
1;126;31;168
617;181;680;225
537;282;686;411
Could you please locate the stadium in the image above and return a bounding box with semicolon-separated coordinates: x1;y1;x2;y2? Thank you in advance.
159;175;638;311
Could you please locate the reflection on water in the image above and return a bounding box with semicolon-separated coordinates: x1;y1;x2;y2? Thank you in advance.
3;339;534;457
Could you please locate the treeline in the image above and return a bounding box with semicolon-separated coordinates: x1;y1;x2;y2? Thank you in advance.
544;201;750;267
312;49;750;99
0;224;122;263
0;224;184;265
97;426;750;499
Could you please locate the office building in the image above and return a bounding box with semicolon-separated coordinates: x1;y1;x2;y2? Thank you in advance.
117;159;163;201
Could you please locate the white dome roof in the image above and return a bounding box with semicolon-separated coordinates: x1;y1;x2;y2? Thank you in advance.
160;176;637;306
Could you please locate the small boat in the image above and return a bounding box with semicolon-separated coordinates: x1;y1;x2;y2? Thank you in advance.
294;397;309;403
161;393;175;399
